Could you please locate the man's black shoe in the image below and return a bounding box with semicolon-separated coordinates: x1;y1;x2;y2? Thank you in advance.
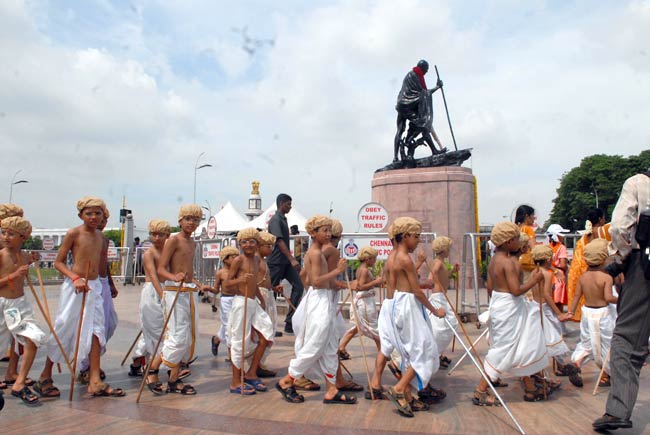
275;331;283;337
284;324;294;334
592;414;632;431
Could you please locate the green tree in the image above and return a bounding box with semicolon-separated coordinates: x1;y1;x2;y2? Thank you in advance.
545;150;650;231
103;229;122;247
23;237;43;250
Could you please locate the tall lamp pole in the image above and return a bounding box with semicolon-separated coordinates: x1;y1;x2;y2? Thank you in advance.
193;152;212;204
9;170;29;202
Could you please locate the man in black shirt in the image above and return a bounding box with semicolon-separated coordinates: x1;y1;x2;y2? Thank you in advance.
268;194;304;334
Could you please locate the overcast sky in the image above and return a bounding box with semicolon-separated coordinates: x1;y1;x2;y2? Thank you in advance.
2;0;649;232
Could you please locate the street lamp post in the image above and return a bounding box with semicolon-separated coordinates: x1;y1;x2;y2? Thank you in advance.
9;170;28;202
193;152;212;204
590;184;599;209
204;200;212;218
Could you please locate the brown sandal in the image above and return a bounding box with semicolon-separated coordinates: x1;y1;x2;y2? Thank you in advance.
293;376;321;391
472;389;501;406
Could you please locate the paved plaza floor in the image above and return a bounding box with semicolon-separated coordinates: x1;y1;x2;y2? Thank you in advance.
1;284;648;434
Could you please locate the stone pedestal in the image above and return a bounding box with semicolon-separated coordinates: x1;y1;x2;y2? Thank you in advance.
371;166;477;270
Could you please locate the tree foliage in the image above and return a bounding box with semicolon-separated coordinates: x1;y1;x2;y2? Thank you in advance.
103;229;122;247
23;237;43;250
545;150;650;231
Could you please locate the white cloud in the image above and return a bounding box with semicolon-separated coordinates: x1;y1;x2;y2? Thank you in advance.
1;0;649;234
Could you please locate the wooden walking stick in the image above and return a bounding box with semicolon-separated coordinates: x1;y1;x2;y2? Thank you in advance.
240;289;249;396
452;274;460;353
535;266;548;400
434;65;458;151
120;330;143;366
336;292;351;316
26;276;73;374
34;267;62;373
593;350;611;396
345;273;374;400
136;278;184;403
69;261;91;401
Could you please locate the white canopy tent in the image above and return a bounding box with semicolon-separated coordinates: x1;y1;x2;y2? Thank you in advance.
196;201;249;234
248;204;307;232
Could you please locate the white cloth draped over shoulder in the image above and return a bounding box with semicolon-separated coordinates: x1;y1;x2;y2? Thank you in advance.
289;287;340;380
47;278;105;364
379;290;439;391
483;290;548;381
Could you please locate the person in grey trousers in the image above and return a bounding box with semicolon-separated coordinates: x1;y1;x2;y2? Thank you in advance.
593;171;650;431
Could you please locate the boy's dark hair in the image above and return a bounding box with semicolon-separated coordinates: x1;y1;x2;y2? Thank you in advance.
533;259;545;266
276;193;292;207
395;233;404;243
290;224;299;235
514;205;535;224
586;208;605;226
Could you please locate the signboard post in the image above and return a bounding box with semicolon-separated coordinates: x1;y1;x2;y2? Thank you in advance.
357;202;388;233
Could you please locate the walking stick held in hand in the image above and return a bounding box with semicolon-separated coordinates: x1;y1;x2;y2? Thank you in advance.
35;267;62;373
240;279;250;396
69;260;91;401
26;276;73;374
593;350;611;396
345;272;374;400
434;65;458;151
136;277;185;403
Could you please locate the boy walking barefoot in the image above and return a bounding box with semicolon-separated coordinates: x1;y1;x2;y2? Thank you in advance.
129;220;170;377
145;204;209;395
40;196;124;398
276;215;353;404
380;217;445;417
472;222;546;406
226;228;274;395
210;246;240;359
567;239;617;388
0;217;47;405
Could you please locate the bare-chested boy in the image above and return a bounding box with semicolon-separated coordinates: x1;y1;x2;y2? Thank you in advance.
276;215;352;404
0;217;47;405
210;246;239;358
146;204;210;396
472;222;545;406
567;238;617;388
129;219;170;378
78;210;119;382
338;246;382;358
0;203;26;391
257;231;284;378
226;228;274;395
529;245;576;389
378;217;445;417
426;236;459;370
39;196;124;397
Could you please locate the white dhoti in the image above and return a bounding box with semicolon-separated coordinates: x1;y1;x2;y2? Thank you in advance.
571;305;615;372
161;281;198;368
100;277;118;344
136;282;164;359
218;295;234;347
47;278;105;364
288;287;339;380
0;295;47;351
428;292;458;354
539;302;570;362
483;290;548;382
349;289;379;339
381;290;439;391
260;287;277;365
226;295;274;370
378;296;395;357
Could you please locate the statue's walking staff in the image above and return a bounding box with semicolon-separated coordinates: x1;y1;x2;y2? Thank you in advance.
434;65;458;151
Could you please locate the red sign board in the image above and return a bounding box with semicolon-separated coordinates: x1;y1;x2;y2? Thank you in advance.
207;216;217;239
42;237;55;250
